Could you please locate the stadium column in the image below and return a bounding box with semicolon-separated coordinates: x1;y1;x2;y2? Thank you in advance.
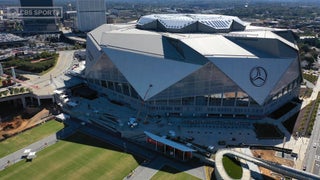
136;84;152;120
37;97;41;106
21;97;26;108
183;151;185;161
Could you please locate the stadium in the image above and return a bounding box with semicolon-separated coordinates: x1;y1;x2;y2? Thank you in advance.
84;14;301;119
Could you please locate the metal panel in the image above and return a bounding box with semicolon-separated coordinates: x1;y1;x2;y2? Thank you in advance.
101;32;164;56
103;47;202;100
209;57;295;105
269;58;301;96
181;36;255;58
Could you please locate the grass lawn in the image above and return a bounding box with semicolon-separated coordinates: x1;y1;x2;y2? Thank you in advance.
222;155;242;179
0;120;64;158
151;165;201;180
0;132;142;180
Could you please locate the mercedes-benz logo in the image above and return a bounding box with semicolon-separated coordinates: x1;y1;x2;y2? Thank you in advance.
250;66;267;87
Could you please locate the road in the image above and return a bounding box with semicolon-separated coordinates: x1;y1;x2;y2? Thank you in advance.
21;50;77;96
302;74;320;175
304;105;320;175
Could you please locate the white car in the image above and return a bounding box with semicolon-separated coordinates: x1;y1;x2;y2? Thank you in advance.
128;117;138;128
313;143;317;148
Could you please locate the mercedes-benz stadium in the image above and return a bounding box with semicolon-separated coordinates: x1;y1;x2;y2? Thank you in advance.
84;14;302;119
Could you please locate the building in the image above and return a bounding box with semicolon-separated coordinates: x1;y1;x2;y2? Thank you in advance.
19;0;59;33
76;0;106;32
145;131;195;161
85;14;301;119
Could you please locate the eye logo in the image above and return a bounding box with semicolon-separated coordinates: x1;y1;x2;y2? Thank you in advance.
250;67;267;87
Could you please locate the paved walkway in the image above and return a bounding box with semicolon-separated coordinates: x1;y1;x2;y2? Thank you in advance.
241;148;263;180
126;156;206;180
0;120;79;171
0;134;58;170
302;73;320;109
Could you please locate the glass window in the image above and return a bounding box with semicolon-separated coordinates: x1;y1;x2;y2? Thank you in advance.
169;99;181;105
101;80;107;88
115;83;122;93
195;96;206;105
209;93;222;106
182;97;194;105
107;81;114;90
122;84;130;96
236;91;249;107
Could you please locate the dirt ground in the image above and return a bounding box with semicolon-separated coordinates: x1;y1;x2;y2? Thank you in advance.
251;149;294;180
0;107;51;140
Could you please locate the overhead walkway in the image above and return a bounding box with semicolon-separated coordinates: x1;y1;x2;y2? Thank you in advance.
215;148;320;180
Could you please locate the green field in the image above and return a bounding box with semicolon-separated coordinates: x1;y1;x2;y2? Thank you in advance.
151;165;201;180
222;155;243;179
0;120;64;158
0;133;142;180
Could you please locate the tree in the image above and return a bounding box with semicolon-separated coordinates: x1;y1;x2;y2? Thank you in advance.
14;88;19;94
19;87;25;93
26;88;32;93
300;44;310;53
3;90;9;96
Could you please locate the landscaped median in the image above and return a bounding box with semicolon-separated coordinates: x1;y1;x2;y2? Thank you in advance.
2;52;58;74
222;155;243;179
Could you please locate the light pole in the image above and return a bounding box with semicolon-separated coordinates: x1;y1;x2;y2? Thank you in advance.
136;84;152;121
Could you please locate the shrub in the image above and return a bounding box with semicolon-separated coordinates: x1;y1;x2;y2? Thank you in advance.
3;52;58;73
19;87;25;93
13;88;19;94
3;90;8;96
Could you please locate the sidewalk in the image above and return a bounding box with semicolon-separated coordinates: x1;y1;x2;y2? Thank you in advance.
0;134;58;170
0;119;79;171
126;156;206;180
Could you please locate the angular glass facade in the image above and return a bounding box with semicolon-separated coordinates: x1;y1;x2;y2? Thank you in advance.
84;16;302;118
85;47;301;118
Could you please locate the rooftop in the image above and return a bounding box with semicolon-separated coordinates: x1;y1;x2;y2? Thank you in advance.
136;14;246;33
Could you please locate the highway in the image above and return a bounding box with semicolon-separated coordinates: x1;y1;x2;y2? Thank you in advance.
215;149;320;180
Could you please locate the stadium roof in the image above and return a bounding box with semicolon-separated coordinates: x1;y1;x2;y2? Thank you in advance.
137;14;246;33
87;14;299;105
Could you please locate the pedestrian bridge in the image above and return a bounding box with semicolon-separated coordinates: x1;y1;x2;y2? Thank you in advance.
215;148;320;180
